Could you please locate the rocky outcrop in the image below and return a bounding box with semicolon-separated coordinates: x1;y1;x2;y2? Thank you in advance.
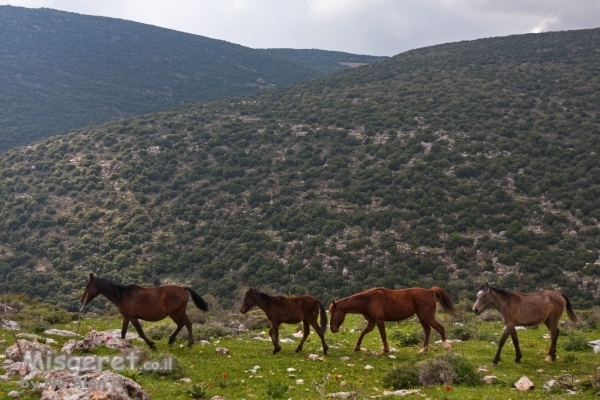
5;340;55;362
61;330;138;354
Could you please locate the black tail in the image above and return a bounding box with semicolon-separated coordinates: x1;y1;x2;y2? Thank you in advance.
562;294;578;323
185;287;208;311
318;299;328;333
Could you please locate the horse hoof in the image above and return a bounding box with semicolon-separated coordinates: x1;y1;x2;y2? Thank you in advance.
491;362;498;367
544;355;553;362
417;347;428;354
354;347;361;352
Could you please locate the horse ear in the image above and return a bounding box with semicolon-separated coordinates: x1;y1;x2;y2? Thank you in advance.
484;282;489;290
89;273;95;281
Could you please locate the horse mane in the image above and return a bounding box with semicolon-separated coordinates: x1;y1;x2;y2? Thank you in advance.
94;277;133;301
484;285;512;297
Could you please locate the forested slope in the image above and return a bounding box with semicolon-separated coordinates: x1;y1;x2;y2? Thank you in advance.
0;28;599;310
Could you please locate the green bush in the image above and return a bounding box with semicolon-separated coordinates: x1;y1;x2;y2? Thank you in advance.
392;330;423;347
382;361;420;390
417;358;456;386
563;333;590;352
439;354;481;386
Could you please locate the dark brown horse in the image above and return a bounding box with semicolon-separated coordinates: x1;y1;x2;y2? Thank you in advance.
240;288;329;355
329;287;459;354
80;273;208;349
473;283;578;365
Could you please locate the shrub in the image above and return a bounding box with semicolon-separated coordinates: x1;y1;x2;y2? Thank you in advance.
382;361;420;390
145;323;176;340
417;358;456;386
450;324;473;341
187;323;233;340
266;382;289;399
439;354;481;386
392;330;423;347
563;333;590;352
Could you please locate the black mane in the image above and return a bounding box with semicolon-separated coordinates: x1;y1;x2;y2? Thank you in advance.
94;277;132;301
481;285;512;296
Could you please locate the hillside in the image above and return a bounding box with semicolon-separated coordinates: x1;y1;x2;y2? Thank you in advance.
0;6;325;153
263;48;387;75
0;28;599;311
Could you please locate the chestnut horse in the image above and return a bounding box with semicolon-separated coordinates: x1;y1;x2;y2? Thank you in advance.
473;282;578;365
329;287;459;354
240;288;329;355
80;273;208;349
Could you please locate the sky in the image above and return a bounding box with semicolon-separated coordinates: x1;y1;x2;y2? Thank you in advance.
1;0;599;56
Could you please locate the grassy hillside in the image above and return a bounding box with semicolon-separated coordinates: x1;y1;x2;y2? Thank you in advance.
0;6;323;153
263;48;387;74
0;28;599;311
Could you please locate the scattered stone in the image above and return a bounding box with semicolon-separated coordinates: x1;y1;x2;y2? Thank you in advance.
280;338;295;343
287;368;296;372
514;376;535;391
484;375;499;384
364;365;373;370
340;356;350;361
327;392;358;398
199;340;211;345
6;340;55;362
388;355;396;359
215;348;229;355
515;326;526;330
16;333;41;340
296;379;304;385
0;374;10;381
381;389;420;396
7;390;19;398
44;329;78;337
210;397;229;400
292;330;304;338
179;377;192;383
478;367;489;373
0;320;19;330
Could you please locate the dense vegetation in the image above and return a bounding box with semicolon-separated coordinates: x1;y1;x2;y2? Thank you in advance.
1;6;381;153
263;48;387;75
0;27;599;311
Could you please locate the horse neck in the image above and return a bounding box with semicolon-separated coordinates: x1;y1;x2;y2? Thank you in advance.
252;292;271;312
338;294;367;314
95;281;128;307
489;289;510;317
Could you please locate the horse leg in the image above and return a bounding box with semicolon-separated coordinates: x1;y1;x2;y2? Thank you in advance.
427;317;452;352
182;312;194;347
270;323;281;354
417;319;431;354
168;316;185;347
130;318;156;350
295;320;310;353
121;317;130;339
354;318;376;351
510;330;522;363
492;324;514;366
308;318;329;355
544;319;559;362
376;320;389;354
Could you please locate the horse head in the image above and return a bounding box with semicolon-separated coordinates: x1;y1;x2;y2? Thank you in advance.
328;299;346;333
239;288;256;314
81;273;101;305
472;282;492;315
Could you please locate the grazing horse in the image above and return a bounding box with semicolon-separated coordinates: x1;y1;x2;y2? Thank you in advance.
473;283;578;365
80;273;208;349
239;288;329;355
329;287;459;354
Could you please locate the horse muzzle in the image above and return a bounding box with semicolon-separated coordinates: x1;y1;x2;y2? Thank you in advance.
472;308;480;315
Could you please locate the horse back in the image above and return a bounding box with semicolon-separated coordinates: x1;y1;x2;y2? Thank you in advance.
266;295;319;324
375;288;435;321
124;285;188;320
509;290;566;326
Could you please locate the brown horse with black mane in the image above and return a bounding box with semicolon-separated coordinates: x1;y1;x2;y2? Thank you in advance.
240;288;329;355
329;287;459;354
473;282;578;365
81;273;208;349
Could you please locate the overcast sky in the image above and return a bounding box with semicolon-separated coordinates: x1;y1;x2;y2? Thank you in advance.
1;0;599;56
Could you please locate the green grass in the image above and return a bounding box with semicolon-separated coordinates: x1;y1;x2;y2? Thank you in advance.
0;312;598;399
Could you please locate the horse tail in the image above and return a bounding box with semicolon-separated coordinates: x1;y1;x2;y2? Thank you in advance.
185;287;209;311
430;286;460;317
318;299;328;333
562;294;578;323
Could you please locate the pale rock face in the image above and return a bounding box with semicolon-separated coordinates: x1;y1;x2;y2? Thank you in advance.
5;340;55;362
514;376;535;391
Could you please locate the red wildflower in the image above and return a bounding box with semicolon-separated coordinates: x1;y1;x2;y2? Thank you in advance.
445;385;451;391
105;336;111;341
222;373;227;379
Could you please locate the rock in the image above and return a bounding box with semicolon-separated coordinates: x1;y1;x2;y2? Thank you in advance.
364;365;373;370
340;356;350;361
199;340;211;345
388;355;396;359
210;397;229;400
0;320;19;330
381;389;421;396
32;370;150;400
7;390;19;398
61;330;138;354
327;392;358;398
179;377;192;383
215;348;229;355
44;329;78;337
292;330;304;338
478;367;489;373
483;375;498;384
287;368;296;372
0;303;18;314
514;376;535;391
0;374;10;381
308;354;320;361
16;333;41;340
296;379;304;385
280;338;295;343
6;340;55;362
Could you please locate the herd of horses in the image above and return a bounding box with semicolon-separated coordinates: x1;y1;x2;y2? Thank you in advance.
81;274;578;366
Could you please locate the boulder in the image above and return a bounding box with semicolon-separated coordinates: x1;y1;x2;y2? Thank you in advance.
5;340;55;362
483;375;498;384
0;319;19;330
514;376;535;391
32;369;150;400
0;303;18;314
61;330;138;354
